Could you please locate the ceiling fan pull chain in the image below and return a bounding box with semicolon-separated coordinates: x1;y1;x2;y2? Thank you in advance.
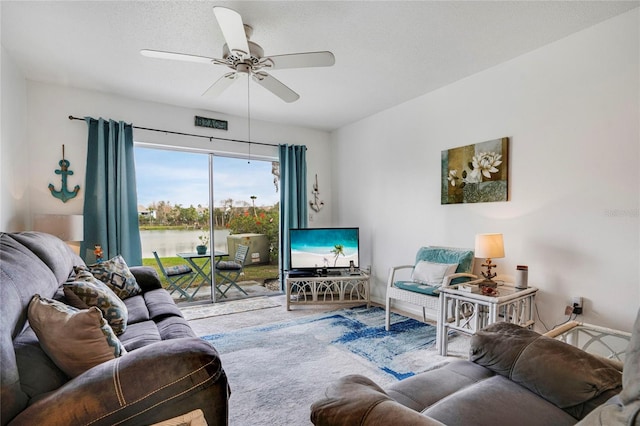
247;74;251;164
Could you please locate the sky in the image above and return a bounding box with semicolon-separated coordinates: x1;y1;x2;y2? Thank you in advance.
134;146;279;209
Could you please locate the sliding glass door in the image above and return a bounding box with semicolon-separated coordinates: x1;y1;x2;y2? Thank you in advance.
135;145;281;305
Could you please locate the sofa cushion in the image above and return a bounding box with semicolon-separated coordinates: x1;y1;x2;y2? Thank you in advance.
423;374;577;426
129;266;163;292
85;255;142;299
386;360;494;411
470;322;622;417
119;321;163;351
27;295;126;378
123;293;151;324
9;231;83;285
144;288;185;320
13;327;68;400
63;271;128;335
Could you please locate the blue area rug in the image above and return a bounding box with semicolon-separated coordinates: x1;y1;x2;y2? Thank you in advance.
202;305;444;380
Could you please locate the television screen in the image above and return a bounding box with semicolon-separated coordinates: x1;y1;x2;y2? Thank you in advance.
289;227;359;270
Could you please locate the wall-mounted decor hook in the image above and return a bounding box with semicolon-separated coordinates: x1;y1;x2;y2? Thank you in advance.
309;174;324;212
48;144;80;203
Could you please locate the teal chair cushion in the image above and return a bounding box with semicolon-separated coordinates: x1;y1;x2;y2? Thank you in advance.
394;281;440;296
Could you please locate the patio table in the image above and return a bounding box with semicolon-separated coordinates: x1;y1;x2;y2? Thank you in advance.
177;251;228;299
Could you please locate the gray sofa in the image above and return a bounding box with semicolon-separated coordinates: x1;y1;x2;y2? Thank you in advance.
311;308;640;426
1;232;230;425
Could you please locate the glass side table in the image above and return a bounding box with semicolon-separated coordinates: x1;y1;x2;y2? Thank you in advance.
437;283;538;356
544;321;632;363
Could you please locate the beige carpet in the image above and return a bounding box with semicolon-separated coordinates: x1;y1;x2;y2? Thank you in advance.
180;296;281;321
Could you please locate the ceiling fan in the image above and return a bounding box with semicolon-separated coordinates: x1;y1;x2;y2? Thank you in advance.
141;6;335;103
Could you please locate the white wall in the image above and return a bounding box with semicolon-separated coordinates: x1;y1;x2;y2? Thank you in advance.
23;82;333;227
1;46;29;231
331;9;640;331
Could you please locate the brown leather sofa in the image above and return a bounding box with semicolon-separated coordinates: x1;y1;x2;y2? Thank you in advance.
311;309;640;426
1;232;230;425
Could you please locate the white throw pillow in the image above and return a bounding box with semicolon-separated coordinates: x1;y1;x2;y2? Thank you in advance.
411;261;458;286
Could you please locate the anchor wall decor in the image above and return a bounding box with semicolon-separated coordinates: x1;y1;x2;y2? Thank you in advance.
48;144;80;203
309;174;324;212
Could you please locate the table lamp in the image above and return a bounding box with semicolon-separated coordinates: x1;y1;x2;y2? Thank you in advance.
33;214;84;254
474;233;505;289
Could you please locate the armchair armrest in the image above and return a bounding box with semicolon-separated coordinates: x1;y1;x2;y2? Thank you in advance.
311;375;446;426
11;338;229;426
543;321;581;338
442;273;479;287
387;265;414;288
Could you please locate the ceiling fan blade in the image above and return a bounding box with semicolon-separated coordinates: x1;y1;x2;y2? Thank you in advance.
140;49;217;65
213;6;250;56
252;72;300;103
265;51;335;70
203;72;238;98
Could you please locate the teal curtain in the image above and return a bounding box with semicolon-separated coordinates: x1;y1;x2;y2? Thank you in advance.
279;144;308;272
80;117;142;266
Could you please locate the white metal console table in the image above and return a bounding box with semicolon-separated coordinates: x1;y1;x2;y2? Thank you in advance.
437;284;538;356
286;271;370;310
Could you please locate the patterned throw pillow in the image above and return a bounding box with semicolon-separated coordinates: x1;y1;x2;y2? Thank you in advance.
85;255;142;299
27;294;126;378
64;269;128;335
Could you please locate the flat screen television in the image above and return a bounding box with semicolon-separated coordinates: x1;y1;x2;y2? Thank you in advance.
289;227;359;271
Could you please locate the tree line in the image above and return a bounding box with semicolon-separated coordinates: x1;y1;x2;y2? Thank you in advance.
138;199;278;230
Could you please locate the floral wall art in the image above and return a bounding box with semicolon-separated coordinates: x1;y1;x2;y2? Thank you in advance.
441;137;509;204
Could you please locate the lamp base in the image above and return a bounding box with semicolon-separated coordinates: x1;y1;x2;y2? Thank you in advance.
479;279;498;289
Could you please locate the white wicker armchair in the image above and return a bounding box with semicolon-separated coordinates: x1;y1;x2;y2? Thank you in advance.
385;246;477;331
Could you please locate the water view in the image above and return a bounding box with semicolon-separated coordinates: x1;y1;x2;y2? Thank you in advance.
140;229;230;258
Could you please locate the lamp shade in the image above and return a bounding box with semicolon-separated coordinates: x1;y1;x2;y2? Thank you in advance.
475;233;505;259
33;214;84;241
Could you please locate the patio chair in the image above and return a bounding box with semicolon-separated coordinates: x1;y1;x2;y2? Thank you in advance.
153;251;198;301
385;246;477;331
215;245;249;298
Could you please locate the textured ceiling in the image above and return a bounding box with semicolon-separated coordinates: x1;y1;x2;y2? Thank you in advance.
2;1;638;131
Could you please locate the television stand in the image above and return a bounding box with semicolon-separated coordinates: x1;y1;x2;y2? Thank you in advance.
286;271;370;310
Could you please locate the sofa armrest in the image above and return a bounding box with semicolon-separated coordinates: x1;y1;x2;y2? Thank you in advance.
311;375;446;426
11;338;229;426
130;266;163;292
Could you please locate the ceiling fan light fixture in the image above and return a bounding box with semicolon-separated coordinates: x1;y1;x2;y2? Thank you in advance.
141;6;334;103
236;63;251;74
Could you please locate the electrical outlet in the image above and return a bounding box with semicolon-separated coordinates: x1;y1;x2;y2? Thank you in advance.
572;296;583;315
572;296;583;309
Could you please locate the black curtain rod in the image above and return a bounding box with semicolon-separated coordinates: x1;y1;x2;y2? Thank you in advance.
68;115;278;148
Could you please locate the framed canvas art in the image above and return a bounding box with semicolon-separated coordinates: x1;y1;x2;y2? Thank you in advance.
441;137;509;204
